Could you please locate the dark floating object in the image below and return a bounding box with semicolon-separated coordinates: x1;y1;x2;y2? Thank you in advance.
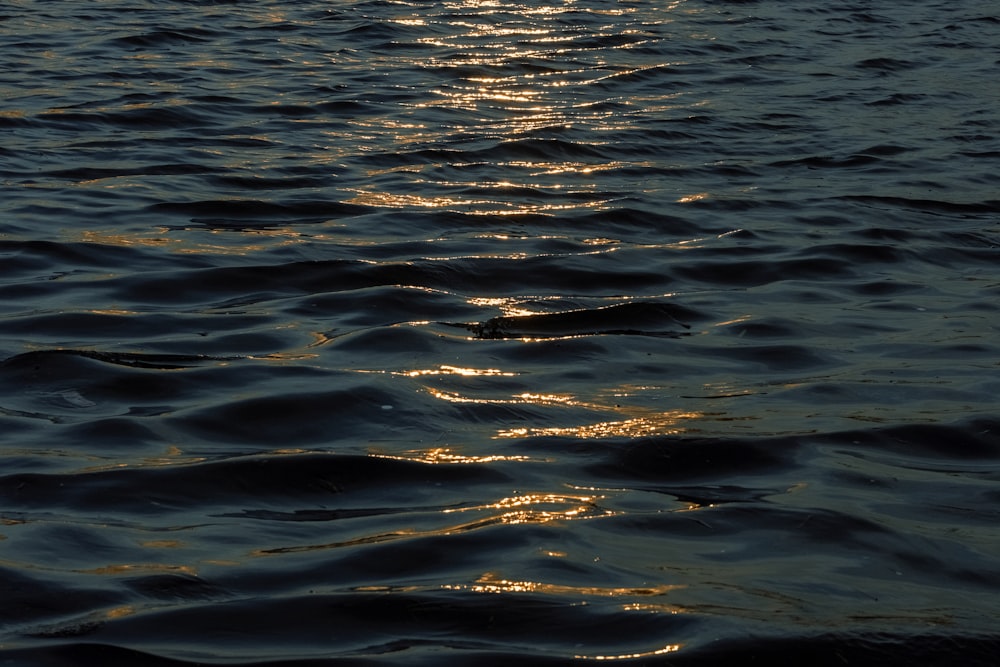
462;301;703;339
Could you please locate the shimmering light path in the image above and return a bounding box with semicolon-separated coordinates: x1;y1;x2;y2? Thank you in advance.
1;1;999;664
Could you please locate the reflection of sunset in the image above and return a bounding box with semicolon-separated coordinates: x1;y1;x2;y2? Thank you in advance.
370;446;532;465
495;412;700;439
576;645;683;661
333;0;664;218
343;188;613;216
467;296;544;317
76;229;173;248
446;492;604;518
500;160;649;176
403;365;516;377
255;491;609;556
428;388;577;406
358;365;518;378
80;563;197;577
425;385;704;438
67;225;320;257
454;571;685;597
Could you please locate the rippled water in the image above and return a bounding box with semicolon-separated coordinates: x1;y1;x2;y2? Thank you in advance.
2;1;1000;664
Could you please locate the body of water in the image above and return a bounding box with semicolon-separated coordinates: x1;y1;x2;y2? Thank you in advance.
2;1;999;664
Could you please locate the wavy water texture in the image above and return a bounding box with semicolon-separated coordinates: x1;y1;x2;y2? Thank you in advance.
1;0;999;664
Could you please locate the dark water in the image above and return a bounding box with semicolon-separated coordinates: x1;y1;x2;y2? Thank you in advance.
2;0;1000;664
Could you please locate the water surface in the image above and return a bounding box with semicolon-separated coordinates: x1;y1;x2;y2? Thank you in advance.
2;1;999;664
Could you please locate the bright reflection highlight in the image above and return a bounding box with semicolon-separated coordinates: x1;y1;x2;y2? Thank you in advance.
79;563;197;576
255;492;608;556
425;385;704;438
403;365;516;378
344;188;613;216
358;365;517;378
442;492;613;526
427;388;575;406
331;0;667;217
454;571;685;597
495;411;701;439
371;447;532;465
576;645;683;661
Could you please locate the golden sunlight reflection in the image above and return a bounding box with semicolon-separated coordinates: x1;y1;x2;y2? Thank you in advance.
79;563;197;576
63;226;319;258
79;450;210;474
88;308;136;316
343;188;612;216
171;232;309;256
442;492;614;527
465;292;686;318
495;411;701;439
345;191;486;210
362;159;651;180
105;605;135;620
75;229;173;248
370;446;533;465
427;387;575;406
441;0;624;16
466;296;550;318
357;364;518;378
576;645;683;661
445;492;604;516
251;351;320;362
140;540;185;549
452;571;685;597
403;365;516;377
424;385;704;438
255;492;609;556
506;160;653;176
339;0;666;217
713;315;753;328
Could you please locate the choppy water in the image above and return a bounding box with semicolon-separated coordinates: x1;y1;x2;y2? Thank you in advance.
2;1;1000;664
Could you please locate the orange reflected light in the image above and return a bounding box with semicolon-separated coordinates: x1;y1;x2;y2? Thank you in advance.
454;571;685;597
499;160;648;176
88;308;137;316
251;351;320;362
255;492;607;556
79;563;197;576
466;297;551;318
76;229;173;248
677;192;710;203
495;411;701;439
371;447;532;465
427;387;576;406
446;492;601;514
439;492;613;527
358;365;517;378
140;540;184;549
425;386;703;438
106;605;136;620
713;315;753;327
72;224;315;257
444;0;502;9
345;187;611;215
576;645;683;661
404;365;517;377
345;191;484;209
622;602;687;614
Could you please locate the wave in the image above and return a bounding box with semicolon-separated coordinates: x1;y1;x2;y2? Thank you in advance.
3;0;1000;664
